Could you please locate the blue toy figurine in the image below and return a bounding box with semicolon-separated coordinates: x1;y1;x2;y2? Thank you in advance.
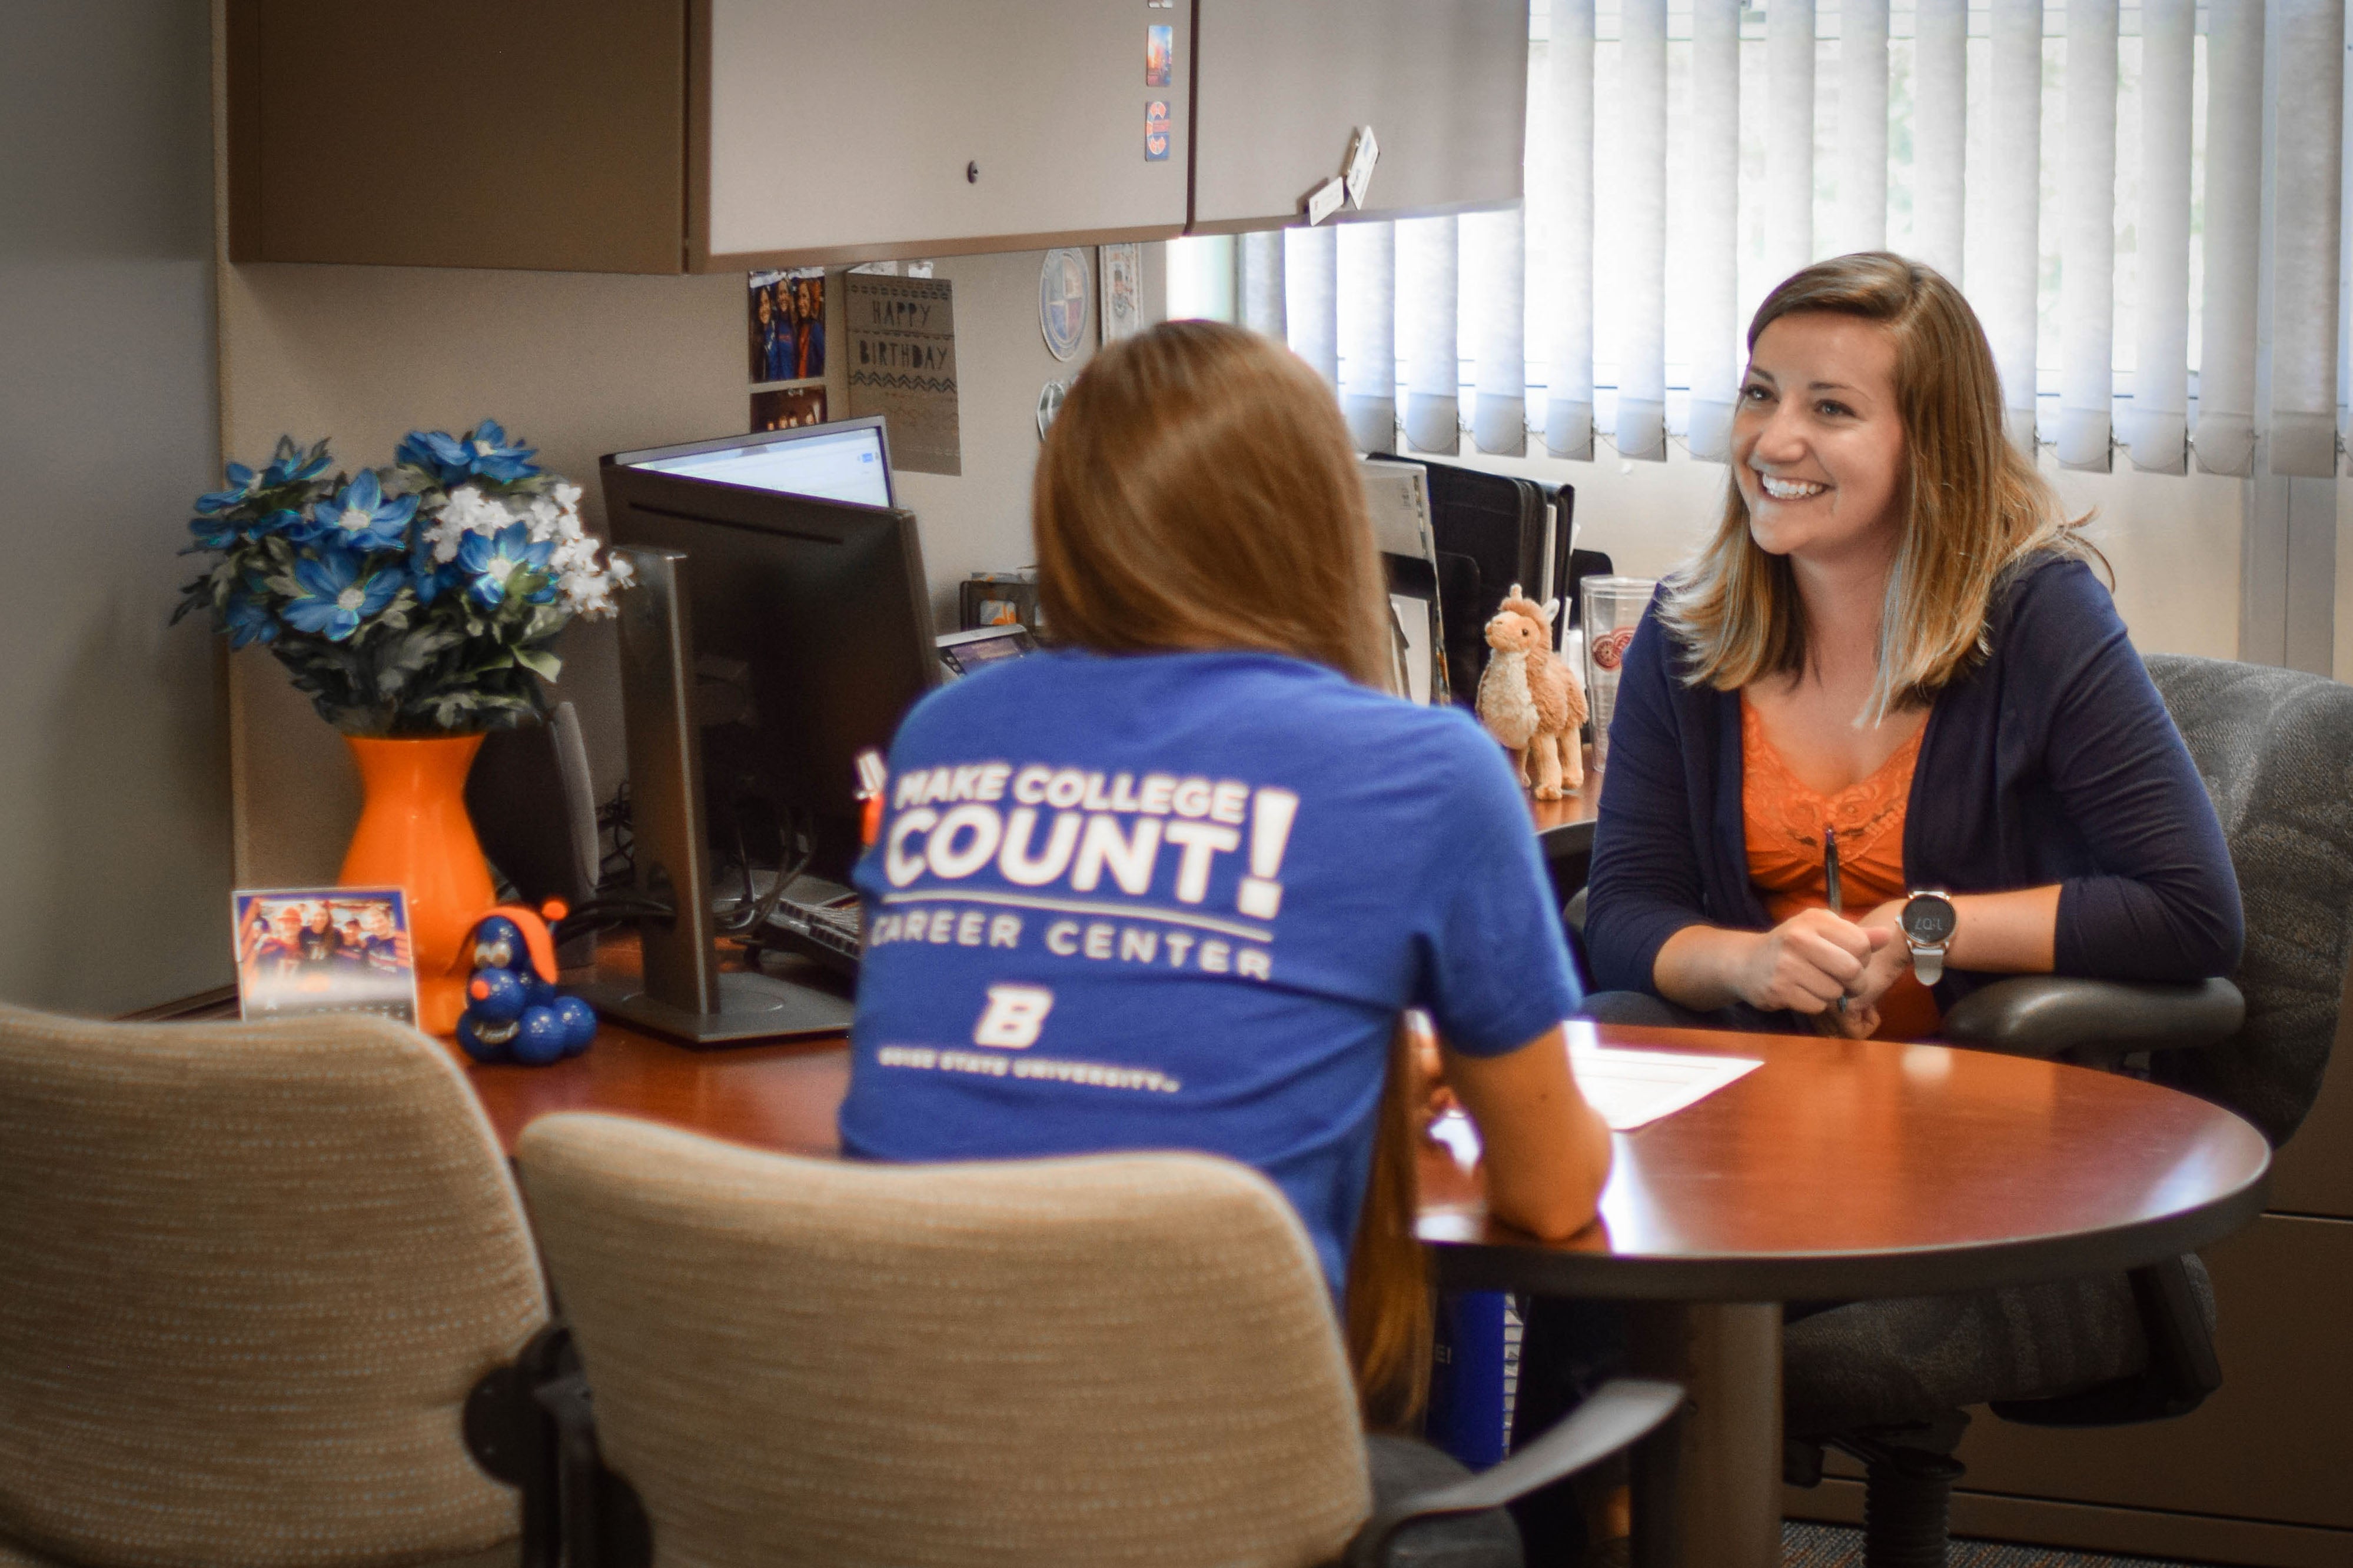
453;899;599;1066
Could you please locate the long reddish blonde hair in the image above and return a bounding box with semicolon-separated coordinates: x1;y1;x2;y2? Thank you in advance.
1033;319;1431;1427
1033;320;1392;688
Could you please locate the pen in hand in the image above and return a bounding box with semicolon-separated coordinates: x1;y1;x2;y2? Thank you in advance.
1824;825;1847;1015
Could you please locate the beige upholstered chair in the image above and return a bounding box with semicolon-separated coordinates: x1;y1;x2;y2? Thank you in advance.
517;1112;1679;1568
0;1003;550;1568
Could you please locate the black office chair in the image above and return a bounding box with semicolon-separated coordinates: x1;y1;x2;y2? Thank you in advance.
1783;654;2353;1567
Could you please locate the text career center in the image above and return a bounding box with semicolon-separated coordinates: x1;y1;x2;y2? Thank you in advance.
873;762;1300;978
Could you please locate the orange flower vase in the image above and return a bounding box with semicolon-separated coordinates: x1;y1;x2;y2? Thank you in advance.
338;735;496;1036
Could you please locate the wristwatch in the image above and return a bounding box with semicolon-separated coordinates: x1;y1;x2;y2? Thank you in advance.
1899;891;1959;986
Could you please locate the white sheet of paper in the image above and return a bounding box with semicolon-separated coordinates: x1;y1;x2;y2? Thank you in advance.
1390;592;1434;704
1425;1042;1761;1170
1566;1041;1762;1131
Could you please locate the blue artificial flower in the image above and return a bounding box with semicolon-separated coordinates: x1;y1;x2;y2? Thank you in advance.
222;590;279;649
186;507;301;553
397;420;540;485
260;442;331;489
395;429;469;482
301;470;417;552
456;523;555;609
195;462;258;517
187;514;240;551
282;548;403;641
407;524;463;607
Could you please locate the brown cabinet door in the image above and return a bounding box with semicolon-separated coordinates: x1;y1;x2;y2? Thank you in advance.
227;0;687;274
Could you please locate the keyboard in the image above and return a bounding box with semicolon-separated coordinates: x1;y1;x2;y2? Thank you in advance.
792;900;864;966
756;884;863;975
715;872;863;976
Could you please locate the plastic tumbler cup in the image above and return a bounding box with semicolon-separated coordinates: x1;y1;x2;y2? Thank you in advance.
1580;575;1659;772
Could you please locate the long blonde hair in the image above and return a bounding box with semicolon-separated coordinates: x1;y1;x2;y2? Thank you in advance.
1033;319;1392;688
1661;252;2101;720
1032;318;1430;1426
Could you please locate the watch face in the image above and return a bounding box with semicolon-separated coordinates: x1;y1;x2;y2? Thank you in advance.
1902;894;1957;946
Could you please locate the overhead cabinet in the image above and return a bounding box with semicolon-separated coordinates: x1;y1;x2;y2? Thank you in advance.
227;0;1523;275
1188;0;1528;233
227;0;1194;273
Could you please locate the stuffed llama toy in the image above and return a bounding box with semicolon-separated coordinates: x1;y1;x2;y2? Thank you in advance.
1475;585;1588;799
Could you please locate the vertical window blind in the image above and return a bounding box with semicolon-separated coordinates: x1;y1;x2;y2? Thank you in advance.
1178;0;2349;480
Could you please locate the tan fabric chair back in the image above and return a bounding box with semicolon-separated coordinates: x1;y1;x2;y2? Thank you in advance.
517;1114;1372;1568
0;1004;548;1568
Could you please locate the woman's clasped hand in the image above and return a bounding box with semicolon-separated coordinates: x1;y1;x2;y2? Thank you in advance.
1734;907;1899;1032
1670;901;1913;1038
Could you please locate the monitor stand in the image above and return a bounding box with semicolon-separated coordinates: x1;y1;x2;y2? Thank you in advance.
577;964;853;1047
593;546;858;1048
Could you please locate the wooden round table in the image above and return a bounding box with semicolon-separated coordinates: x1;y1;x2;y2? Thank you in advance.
1414;1019;2272;1568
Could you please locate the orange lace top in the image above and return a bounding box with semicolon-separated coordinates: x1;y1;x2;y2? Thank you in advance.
1741;700;1941;1040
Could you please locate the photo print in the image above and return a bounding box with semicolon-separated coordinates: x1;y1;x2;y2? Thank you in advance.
234;887;418;1025
752;385;829;432
748;267;829;384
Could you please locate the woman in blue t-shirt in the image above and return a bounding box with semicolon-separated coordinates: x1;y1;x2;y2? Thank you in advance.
839;319;1612;1421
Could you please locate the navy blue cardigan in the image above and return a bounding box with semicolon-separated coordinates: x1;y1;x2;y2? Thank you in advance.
1584;554;2244;1007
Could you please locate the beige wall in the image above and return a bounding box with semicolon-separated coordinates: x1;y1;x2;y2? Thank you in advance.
218;248;1162;887
1;0;234;1013
1426;442;2249;661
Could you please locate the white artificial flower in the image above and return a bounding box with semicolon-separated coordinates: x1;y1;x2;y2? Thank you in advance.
607;552;636;587
424;485;521;562
522;496;563;544
560;568;618;618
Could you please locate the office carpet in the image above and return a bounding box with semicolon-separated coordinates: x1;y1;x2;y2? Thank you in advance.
1781;1522;2215;1566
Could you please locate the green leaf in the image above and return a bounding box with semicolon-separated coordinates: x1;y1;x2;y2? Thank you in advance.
514;647;561;681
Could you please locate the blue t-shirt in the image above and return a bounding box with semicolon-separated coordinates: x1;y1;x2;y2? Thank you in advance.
837;650;1583;1291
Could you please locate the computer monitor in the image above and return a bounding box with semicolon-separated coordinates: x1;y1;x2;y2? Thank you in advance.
594;422;938;1043
619;416;895;510
604;424;935;884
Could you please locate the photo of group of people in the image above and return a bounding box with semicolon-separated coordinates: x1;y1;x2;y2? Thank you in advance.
749;268;827;384
234;888;418;1024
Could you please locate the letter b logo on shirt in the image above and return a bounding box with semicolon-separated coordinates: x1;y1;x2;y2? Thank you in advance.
974;984;1054;1048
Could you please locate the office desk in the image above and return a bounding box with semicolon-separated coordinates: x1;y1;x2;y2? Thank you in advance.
453;1011;2269;1568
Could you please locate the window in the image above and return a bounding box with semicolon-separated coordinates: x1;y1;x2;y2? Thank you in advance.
1169;0;2346;478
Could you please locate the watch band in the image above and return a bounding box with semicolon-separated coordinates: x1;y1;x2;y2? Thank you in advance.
1909;946;1945;987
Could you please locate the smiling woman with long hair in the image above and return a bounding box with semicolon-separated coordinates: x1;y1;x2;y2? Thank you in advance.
837;319;1612;1427
1581;252;2239;1037
1505;254;2247;1566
